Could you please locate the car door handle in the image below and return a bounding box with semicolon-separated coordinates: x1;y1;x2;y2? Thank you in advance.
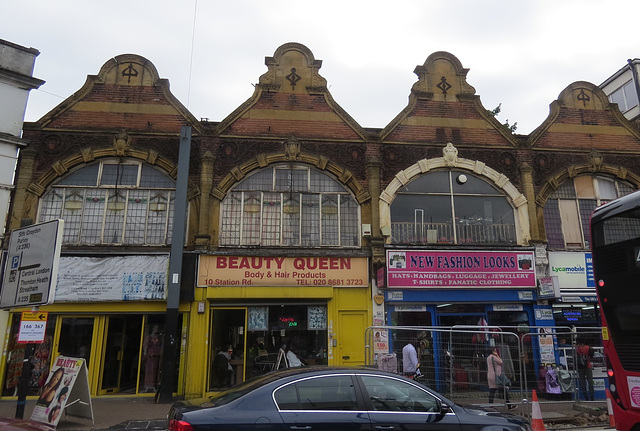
374;426;395;430
290;427;312;430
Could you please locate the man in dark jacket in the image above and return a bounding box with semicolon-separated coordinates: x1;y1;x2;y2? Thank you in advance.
576;339;595;401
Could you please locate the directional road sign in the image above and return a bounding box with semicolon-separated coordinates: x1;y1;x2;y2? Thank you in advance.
0;219;64;308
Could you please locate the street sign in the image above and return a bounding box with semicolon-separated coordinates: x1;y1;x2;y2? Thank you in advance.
0;219;64;309
17;311;48;343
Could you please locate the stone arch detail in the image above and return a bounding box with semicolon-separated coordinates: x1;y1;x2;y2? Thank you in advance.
212;151;371;204
379;156;530;245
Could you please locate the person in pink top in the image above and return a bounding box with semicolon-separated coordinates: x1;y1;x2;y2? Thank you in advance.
487;348;515;408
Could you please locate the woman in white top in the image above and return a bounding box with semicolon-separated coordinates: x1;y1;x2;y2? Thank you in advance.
286;344;302;367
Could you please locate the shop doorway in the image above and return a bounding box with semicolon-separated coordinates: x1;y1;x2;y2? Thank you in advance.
437;309;488;394
209;308;246;390
99;315;143;394
56;317;95;365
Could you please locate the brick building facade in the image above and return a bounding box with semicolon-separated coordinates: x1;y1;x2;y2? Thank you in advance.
1;43;639;399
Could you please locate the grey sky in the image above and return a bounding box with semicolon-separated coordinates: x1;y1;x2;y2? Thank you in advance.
4;0;638;134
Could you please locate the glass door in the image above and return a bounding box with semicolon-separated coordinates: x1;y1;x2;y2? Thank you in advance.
209;308;247;391
100;317;124;394
57;317;95;365
100;315;143;395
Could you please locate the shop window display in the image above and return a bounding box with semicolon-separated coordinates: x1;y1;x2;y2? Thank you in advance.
208;304;328;390
246;305;328;376
138;315;167;394
2;315;56;397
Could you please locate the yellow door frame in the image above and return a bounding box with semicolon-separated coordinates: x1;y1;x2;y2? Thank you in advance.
52;315;104;396
98;316;129;395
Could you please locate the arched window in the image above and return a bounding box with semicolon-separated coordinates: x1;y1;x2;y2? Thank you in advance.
219;165;360;247
390;170;516;245
543;175;635;250
38;159;176;245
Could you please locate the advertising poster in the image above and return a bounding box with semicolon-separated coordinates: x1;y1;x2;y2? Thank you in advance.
373;329;389;354
31;356;89;426
628;376;640;408
538;328;556;364
548;252;595;289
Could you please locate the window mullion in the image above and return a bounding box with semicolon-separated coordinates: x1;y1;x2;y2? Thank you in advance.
240;191;245;246
259;191;264;246
120;190;129;244
100;189;109;244
337;194;341;246
449;172;458;244
143;189;150;244
297;192;302;247
164;191;171;244
77;189;86;245
279;192;284;246
319;193;323;245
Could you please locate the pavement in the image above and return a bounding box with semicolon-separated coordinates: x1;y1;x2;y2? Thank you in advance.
0;396;170;430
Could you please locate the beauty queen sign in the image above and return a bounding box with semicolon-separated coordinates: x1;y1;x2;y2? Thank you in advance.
386;250;536;289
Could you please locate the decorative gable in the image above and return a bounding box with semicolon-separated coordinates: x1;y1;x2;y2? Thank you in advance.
216;43;366;141
37;54;201;133
380;51;517;146
528;81;640;150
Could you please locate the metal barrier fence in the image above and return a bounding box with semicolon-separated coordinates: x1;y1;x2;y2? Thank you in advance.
366;325;608;424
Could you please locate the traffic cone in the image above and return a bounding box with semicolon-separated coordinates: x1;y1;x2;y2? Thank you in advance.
531;390;547;431
606;389;616;428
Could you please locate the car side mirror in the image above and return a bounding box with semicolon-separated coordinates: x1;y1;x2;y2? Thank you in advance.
437;400;451;418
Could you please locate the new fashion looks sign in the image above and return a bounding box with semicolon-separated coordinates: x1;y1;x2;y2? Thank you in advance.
386;250;536;288
198;256;368;287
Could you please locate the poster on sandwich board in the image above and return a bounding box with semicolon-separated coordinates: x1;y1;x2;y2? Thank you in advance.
30;355;93;427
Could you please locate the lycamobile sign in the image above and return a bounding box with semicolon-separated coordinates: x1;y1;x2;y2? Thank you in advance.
548;252;594;288
551;264;586;274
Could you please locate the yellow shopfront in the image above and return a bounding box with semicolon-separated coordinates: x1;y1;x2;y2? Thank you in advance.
0;304;189;399
183;255;371;398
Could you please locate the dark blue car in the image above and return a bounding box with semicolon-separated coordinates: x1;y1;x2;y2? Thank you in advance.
168;367;531;431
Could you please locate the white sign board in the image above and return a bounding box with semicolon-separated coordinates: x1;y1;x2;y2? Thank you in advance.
17;311;48;343
55;255;168;302
0;220;64;308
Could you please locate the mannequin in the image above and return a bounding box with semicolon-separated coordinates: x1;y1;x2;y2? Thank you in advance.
143;325;162;392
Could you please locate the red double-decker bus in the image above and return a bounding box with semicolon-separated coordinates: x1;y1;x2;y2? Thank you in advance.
591;190;640;431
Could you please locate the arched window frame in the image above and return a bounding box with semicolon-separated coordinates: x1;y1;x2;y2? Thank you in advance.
379;152;530;247
37;158;177;246
389;169;518;245
219;164;361;248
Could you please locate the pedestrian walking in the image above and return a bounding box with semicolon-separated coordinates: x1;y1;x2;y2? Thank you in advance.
487;347;515;408
576;339;595;401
